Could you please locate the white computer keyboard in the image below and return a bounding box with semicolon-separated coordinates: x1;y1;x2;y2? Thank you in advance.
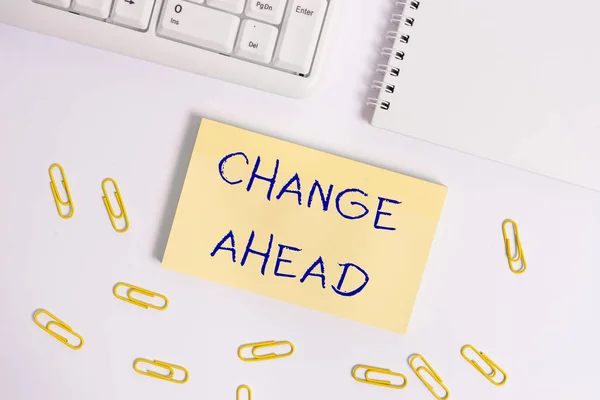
0;0;339;97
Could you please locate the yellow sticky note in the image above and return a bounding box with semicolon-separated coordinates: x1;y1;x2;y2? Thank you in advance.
162;120;447;333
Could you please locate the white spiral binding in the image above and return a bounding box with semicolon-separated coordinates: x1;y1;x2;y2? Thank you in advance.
390;14;414;26
396;0;421;10
372;80;396;94
376;64;400;77
367;1;421;110
381;47;405;61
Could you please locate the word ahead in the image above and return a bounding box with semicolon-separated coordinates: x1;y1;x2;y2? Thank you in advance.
211;229;370;297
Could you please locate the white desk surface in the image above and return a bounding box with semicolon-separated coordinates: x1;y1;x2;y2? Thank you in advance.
1;1;599;398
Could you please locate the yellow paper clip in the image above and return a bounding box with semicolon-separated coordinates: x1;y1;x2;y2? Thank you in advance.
461;345;507;386
49;163;75;219
102;178;129;233
238;340;295;362
133;359;189;384
502;219;526;274
113;282;169;310
33;309;84;350
409;354;449;399
352;365;407;389
237;385;252;400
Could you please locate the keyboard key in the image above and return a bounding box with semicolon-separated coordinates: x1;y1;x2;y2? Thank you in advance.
71;0;113;19
157;0;241;54
273;0;326;74
111;0;155;29
245;0;287;25
36;0;72;9
206;0;245;14
235;20;278;64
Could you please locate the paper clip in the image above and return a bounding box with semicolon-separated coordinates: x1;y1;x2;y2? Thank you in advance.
352;365;407;389
461;345;507;386
133;359;189;384
33;309;84;350
49;163;75;219
502;219;526;274
238;340;294;362
113;282;169;310
237;385;252;400
102;178;129;233
409;354;449;399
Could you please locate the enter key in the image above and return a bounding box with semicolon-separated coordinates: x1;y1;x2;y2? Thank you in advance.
273;0;327;75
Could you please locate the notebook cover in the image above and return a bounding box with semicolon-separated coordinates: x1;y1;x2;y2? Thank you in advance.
162;119;447;333
371;0;600;191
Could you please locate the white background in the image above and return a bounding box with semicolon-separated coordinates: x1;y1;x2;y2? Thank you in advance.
1;1;600;399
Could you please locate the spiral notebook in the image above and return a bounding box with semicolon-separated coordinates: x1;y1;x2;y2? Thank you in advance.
369;0;600;191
